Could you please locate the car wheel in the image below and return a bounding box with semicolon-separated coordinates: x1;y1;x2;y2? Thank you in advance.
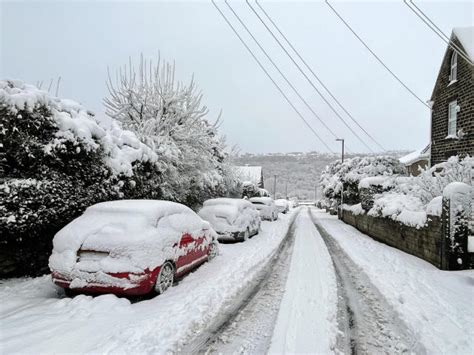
155;262;174;294
208;242;219;260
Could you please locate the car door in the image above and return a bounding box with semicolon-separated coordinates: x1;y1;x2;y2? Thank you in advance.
175;233;196;274
174;213;209;275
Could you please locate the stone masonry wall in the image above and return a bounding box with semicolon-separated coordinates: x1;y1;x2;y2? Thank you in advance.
341;210;444;268
430;37;474;166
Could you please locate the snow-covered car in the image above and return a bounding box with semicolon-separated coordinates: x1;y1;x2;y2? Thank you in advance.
198;198;260;242
275;199;290;214
249;197;279;221
49;200;218;296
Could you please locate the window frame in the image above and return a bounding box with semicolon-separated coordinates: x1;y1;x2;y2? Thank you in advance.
449;51;458;83
447;100;458;136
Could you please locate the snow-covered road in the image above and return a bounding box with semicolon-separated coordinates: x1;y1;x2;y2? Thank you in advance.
311;208;474;354
0;212;295;354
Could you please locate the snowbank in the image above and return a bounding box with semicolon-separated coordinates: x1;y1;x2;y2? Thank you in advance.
313;210;474;354
270;211;337;353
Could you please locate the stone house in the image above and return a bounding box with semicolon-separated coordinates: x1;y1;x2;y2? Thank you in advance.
429;27;473;166
399;143;431;176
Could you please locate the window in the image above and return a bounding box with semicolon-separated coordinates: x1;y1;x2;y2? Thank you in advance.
448;100;457;136
449;52;457;82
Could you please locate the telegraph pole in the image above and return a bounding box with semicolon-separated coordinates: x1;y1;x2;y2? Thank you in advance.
285;180;288;199
273;174;277;199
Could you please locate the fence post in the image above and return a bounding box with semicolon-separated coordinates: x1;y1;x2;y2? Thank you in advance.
442;182;473;270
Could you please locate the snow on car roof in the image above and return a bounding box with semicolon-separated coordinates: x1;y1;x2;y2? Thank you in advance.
203;198;252;208
86;200;193;220
249;197;273;205
199;205;239;221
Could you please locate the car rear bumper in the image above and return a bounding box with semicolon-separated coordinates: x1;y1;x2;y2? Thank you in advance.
216;231;243;241
52;268;160;296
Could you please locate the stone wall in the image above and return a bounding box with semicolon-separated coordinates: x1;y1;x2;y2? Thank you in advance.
341;210;445;268
430;37;474;166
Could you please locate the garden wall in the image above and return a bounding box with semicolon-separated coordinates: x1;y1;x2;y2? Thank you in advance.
341;209;445;269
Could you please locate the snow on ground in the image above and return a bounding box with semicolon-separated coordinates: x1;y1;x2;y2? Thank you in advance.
270;209;338;354
0;214;292;354
312;209;474;354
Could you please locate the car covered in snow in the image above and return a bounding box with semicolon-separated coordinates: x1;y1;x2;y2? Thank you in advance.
249;197;279;221
275;199;290;214
198;198;260;242
49;200;218;296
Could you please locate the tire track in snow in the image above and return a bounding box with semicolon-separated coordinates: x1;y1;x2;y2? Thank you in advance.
310;210;426;355
179;209;300;354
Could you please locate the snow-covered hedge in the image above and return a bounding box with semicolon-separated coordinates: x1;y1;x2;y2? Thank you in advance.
321;154;472;229
357;156;473;228
319;156;405;210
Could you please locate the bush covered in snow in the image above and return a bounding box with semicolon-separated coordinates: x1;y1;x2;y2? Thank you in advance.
340;156;473;228
367;156;473;227
104;55;239;207
319;156;405;210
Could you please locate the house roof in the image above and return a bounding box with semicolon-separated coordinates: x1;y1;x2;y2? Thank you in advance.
452;27;474;62
430;26;473;101
235;165;263;185
399;144;431;166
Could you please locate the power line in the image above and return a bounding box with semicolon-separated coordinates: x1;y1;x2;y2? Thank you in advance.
246;0;375;153
224;0;344;150
404;0;473;66
325;0;431;109
210;0;335;153
254;0;386;152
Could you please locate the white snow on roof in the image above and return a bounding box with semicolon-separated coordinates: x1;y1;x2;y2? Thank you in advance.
235;166;262;185
249;197;273;205
203;198;252;209
453;27;474;61
399;144;430;165
86;199;192;220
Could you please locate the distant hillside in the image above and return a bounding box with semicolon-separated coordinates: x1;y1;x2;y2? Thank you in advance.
233;151;409;200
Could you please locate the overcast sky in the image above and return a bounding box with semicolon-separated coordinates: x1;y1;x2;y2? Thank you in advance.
1;0;472;153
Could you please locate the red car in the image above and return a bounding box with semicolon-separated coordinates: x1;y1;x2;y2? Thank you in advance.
49;200;218;296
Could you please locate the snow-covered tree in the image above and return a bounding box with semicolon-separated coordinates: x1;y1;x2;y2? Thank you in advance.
105;55;237;207
319;156;406;208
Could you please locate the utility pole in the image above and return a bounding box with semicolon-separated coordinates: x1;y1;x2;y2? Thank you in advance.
285;180;288;200
273;174;277;199
336;138;345;217
315;185;317;202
